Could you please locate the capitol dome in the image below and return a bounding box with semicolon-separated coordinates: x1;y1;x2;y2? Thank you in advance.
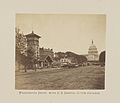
87;40;99;61
88;41;98;54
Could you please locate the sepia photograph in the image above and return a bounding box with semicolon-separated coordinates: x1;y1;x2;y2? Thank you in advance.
15;14;106;90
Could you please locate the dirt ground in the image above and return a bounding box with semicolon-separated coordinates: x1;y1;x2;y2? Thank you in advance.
15;66;105;90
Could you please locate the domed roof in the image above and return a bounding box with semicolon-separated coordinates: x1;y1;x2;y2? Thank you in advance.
89;44;97;50
88;40;98;54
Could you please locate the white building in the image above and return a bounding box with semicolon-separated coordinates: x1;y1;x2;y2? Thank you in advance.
87;40;99;61
60;57;71;66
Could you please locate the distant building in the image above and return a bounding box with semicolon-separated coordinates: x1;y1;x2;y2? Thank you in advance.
86;40;99;61
60;57;71;65
60;55;78;67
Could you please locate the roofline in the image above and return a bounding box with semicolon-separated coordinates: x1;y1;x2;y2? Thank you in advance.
26;34;41;38
39;55;53;62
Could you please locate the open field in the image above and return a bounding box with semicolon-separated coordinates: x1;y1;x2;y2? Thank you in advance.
15;66;105;90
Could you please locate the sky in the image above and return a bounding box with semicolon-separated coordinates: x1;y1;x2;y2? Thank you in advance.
16;14;106;55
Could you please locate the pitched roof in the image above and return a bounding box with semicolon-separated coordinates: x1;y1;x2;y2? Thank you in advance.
26;31;41;38
39;55;53;62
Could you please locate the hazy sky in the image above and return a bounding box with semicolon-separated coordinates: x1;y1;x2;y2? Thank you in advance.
16;14;106;55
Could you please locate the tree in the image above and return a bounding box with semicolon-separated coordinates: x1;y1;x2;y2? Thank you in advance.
15;27;27;71
27;48;38;71
15;28;27;56
54;51;87;64
99;51;105;66
76;55;87;64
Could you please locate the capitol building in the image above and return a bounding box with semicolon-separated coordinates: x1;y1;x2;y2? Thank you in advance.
85;40;99;61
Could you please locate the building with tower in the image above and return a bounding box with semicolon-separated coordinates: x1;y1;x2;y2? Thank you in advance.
25;30;53;69
26;31;41;69
26;31;41;58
